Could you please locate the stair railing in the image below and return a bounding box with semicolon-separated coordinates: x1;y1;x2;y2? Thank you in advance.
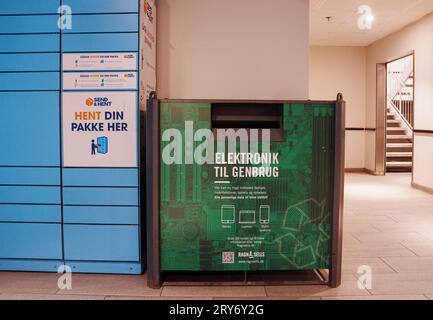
387;96;413;132
387;57;413;99
387;57;414;130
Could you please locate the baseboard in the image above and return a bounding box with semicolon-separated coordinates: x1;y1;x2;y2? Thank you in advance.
412;182;433;196
345;168;365;173
364;168;383;176
345;168;378;176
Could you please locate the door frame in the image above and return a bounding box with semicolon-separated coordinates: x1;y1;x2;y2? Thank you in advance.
375;51;415;177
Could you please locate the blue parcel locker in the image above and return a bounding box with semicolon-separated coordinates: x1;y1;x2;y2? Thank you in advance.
0;92;60;166
0;34;60;53
63;14;139;33
0;223;62;260
63;0;139;14
0;73;60;91
62;33;139;52
0;0;145;275
0;16;59;34
62;168;139;187
0;53;60;72
0;205;61;223
64;225;139;262
0;186;61;204
63;187;138;206
0;167;60;186
0;1;60;15
63;206;139;225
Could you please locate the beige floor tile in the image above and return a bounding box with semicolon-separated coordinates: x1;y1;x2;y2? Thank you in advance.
352;232;430;245
322;295;427;300
401;243;433;257
342;234;362;245
342;257;396;275
0;272;59;294
342;243;416;258
212;296;321;300
381;257;433;273
105;296;213;300
355;272;433;295
55;274;161;297
0;293;104;300
368;280;433;295
161;286;267;298
265;275;370;297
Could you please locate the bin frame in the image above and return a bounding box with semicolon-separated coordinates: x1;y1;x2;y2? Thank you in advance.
146;94;345;288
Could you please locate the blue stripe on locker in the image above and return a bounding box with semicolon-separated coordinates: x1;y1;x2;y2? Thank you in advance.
0;34;59;53
0;16;59;34
64;14;139;33
64;225;139;261
0;259;63;272
0;167;60;186
64;261;141;274
62;168;138;187
0;1;60;15
0;223;62;259
63;0;139;14
62;33;138;52
0;53;60;72
64;206;138;224
0;72;59;91
63;187;138;206
0;205;61;223
0;92;60;166
0;186;61;204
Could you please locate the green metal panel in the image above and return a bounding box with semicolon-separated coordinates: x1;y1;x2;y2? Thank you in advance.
160;102;335;271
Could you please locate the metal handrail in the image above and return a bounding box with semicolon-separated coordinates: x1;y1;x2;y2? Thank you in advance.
387;69;413;128
387;97;413;131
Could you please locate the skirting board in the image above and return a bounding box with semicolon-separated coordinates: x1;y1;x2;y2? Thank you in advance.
345;168;378;175
412;182;433;196
345;168;365;173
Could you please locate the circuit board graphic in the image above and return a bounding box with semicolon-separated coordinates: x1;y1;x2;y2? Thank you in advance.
160;102;335;271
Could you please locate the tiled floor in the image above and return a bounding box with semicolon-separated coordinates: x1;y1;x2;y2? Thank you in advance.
1;173;433;300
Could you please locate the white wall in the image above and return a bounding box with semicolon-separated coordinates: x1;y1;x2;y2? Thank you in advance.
156;0;309;100
309;46;366;169
366;13;433;189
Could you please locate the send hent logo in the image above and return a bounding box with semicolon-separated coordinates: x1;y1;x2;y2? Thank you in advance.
85;97;113;107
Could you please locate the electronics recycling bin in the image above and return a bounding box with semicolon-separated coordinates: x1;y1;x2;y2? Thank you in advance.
0;0;156;274
146;95;345;288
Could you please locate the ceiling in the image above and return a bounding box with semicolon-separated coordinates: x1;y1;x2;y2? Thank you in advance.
310;0;433;46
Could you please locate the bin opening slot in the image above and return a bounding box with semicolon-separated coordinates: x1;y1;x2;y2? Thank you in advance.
211;103;283;129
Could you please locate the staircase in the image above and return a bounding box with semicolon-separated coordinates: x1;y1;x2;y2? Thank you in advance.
386;108;413;172
386;71;414;172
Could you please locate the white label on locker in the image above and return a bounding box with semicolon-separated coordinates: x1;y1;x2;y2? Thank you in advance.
62;91;137;167
63;53;137;71
63;72;137;90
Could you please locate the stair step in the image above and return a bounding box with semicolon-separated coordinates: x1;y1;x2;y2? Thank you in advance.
386;162;412;168
387;127;406;131
386;152;412;157
387;143;412;148
387;135;412;139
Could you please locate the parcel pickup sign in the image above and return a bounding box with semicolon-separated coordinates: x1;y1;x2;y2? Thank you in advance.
62;92;137;167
